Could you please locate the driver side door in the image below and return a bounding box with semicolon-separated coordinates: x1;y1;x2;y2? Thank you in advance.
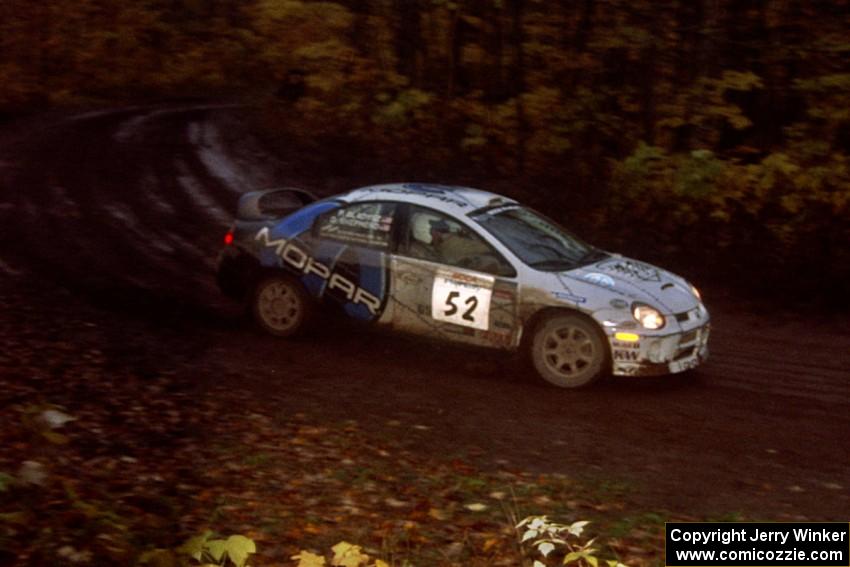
388;205;520;349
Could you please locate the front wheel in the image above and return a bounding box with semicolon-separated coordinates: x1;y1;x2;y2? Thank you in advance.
252;276;310;337
530;314;608;388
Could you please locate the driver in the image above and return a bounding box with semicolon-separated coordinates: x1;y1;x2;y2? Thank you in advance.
409;212;442;261
428;218;491;267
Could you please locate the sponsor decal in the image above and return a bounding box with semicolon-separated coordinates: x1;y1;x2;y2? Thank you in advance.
551;290;586;304
256;227;381;316
669;357;699;373
600;259;661;282
583;272;615;288
337;209;392;232
360;184;471;208
397;271;421;286
609;298;629;309
493;289;515;301
445;271;483;284
613;349;639;361
478;329;513;346
318;206;394;249
402;183;457;194
612;341;640;349
432;270;494;331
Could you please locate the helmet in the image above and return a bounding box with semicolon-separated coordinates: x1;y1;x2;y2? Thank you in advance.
411;212;442;244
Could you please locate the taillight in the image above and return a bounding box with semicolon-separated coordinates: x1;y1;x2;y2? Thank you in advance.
224;230;234;245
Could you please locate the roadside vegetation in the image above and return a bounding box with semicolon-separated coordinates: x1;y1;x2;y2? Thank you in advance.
2;1;849;304
0;279;675;566
1;3;847;563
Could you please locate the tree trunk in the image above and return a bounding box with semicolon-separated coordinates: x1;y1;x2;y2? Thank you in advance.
511;0;527;175
393;0;422;86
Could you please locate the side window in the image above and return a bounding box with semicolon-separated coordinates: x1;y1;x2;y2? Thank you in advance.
403;207;515;277
316;202;397;249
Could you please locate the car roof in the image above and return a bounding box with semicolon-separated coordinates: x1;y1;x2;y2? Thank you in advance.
340;183;517;216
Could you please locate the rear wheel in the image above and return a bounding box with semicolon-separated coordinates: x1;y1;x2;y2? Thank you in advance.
530;314;607;388
252;276;310;337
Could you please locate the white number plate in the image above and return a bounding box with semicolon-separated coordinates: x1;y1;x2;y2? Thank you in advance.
431;272;493;330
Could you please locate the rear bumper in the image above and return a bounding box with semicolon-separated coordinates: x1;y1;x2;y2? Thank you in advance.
216;247;257;299
610;323;710;377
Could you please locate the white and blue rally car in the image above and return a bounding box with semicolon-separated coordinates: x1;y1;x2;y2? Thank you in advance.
217;183;709;388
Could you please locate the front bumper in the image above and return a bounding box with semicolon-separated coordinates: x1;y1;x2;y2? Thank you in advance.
610;323;710;377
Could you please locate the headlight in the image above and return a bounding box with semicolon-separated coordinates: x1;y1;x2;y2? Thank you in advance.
632;303;665;330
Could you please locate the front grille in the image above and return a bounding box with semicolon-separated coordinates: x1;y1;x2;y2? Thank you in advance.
679;330;698;344
674;346;695;360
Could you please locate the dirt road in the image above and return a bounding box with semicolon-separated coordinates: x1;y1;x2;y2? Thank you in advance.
1;104;848;521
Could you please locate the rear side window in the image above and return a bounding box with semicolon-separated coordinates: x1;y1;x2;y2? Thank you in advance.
316;202;397;249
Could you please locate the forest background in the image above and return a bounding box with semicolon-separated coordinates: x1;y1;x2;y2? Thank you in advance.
2;0;848;305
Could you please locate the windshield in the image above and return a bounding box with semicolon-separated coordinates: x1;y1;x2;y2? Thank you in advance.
471;206;606;271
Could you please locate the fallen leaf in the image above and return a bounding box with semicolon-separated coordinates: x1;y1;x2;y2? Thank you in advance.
18;460;47;486
292;550;326;567
39;409;76;429
331;541;370;567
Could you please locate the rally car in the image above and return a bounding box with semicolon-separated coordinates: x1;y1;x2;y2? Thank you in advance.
217;183;709;388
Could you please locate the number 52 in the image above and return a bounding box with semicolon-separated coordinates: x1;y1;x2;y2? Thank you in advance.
444;291;478;322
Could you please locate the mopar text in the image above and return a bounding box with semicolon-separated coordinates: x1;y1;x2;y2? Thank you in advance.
256;227;381;315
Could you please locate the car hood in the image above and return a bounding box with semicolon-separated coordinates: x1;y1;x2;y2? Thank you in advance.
567;255;698;314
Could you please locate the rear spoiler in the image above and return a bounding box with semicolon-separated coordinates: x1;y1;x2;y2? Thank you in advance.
236;187;318;220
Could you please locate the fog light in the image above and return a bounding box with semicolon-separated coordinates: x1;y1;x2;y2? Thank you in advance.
614;332;640;342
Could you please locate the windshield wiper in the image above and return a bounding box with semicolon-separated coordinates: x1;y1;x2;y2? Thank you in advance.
529;259;577;271
578;248;610;265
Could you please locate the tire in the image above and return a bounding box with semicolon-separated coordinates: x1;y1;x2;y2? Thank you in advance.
530;313;608;388
252;276;310;337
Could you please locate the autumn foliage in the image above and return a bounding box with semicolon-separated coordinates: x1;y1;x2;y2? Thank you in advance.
1;0;848;300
